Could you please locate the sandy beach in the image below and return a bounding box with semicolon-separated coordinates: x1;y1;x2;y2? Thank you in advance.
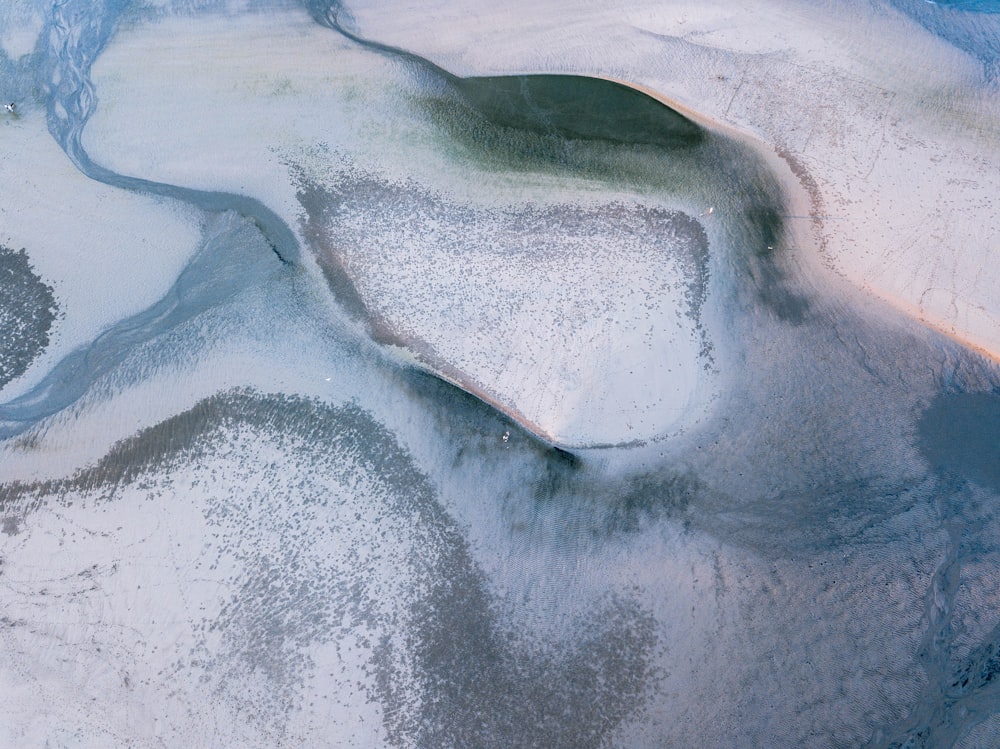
0;110;201;401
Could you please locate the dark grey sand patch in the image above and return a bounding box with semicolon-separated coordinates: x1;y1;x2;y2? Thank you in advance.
385;573;657;749
0;245;58;389
0;212;284;439
1;514;21;536
289;158;718;446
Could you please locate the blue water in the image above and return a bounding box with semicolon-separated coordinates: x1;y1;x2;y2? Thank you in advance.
0;0;303;435
0;213;284;438
893;0;1000;80
42;0;300;264
926;0;1000;12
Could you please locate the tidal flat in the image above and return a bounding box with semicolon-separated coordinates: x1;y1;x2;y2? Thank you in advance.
2;1;1000;747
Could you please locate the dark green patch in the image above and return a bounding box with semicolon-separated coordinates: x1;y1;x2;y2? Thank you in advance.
417;75;704;187
411;72;810;322
454;74;703;150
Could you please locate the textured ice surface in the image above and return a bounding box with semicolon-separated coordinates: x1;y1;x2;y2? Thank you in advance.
2;0;1000;747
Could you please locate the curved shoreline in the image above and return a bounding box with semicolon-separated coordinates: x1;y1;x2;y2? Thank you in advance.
288;8;795;450
352;70;813;451
317;0;1000;366
601;74;1000;366
26;2;995;456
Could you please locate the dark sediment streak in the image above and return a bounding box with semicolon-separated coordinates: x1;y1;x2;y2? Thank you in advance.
0;213;282;438
292;0;816;454
291;162;714;449
303;0;808;324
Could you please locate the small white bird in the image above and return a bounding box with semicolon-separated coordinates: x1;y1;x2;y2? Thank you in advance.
4;102;15;114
